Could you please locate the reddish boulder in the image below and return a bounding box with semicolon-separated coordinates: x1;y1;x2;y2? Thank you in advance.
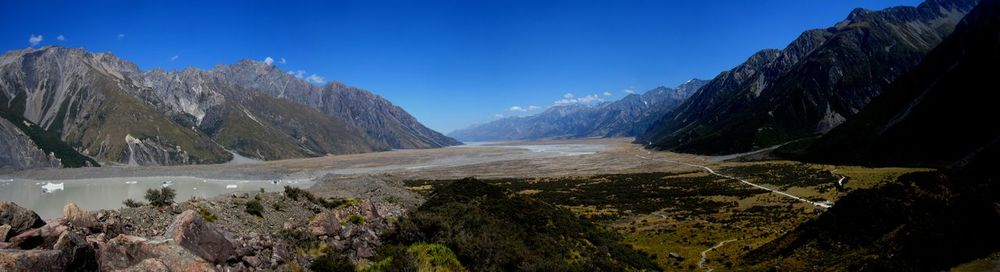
7;223;67;250
0;249;66;271
163;210;235;264
95;234;215;271
308;211;342;236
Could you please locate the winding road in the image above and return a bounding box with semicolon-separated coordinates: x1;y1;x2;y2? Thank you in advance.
635;149;832;209
698;239;738;271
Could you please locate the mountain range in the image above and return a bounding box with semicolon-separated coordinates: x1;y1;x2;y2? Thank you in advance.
638;0;978;155
782;0;998;169
449;79;707;142
0;47;458;169
746;0;1000;269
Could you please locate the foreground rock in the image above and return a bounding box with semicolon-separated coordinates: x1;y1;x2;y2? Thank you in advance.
95;234;214;271
0;188;412;270
63;203;98;231
163;210;235;264
0;202;46;240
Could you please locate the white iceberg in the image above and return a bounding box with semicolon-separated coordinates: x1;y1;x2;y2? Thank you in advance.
41;182;64;193
225;184;238;189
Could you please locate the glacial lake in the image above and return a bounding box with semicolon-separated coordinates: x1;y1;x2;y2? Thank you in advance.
0;142;609;219
0;176;312;219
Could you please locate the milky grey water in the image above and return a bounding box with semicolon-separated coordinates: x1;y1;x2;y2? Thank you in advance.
0;176;311;219
0;142;607;219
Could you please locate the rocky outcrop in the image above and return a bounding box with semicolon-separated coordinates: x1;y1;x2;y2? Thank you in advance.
94;234;215;271
0;189;412;271
301;199;406;260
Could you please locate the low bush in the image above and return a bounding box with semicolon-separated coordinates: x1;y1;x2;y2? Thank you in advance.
144;187;176;207
122;198;144;208
245;199;264;217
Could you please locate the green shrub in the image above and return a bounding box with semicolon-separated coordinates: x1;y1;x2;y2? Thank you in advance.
245;199;264;217
272;202;284;211
346;214;366;225
284;186;355;210
144;187;176;207
197;206;217;222
122;198;144;208
284;186;313;201
310;253;354;272
409;243;465;271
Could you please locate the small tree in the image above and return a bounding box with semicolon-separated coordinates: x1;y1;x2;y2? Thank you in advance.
145;187;176;207
245;199;264;217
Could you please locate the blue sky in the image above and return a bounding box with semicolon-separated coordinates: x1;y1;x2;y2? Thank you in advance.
1;0;921;133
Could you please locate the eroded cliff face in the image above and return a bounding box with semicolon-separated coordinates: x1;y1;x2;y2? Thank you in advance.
0;118;60;170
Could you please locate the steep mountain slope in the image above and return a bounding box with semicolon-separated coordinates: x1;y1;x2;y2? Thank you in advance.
0;118;60;170
640;0;977;155
742;1;1000;270
449;79;706;141
212;62;461;149
142;67;386;160
0;46;455;166
0;47;232;165
0;108;97;168
787;0;1000;168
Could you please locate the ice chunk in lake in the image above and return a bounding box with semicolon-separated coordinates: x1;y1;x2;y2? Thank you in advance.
41;182;64;193
226;184;238;189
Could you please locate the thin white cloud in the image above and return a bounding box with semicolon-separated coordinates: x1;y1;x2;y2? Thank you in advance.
28;34;43;46
578;94;601;103
117;33;126;39
287;70;306;79
509;106;526;112
56;35;65;41
280;58;287;64
306;74;325;84
528;105;541;110
169;55;179;61
494;113;504;118
554;93;603;106
623;89;636;94
603;91;612;96
263;57;274;65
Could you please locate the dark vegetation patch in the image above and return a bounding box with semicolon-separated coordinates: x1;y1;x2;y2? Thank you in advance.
381;179;659;271
744;170;1000;271
407;172;766;221
720;163;839;191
